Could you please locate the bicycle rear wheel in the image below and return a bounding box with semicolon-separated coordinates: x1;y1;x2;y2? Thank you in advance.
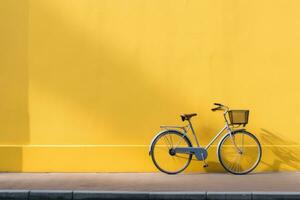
218;130;262;175
150;130;192;174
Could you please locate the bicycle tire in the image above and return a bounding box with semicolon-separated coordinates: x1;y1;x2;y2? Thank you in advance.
218;130;262;175
150;130;193;174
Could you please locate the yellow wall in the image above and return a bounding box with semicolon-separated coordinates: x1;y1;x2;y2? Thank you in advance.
0;0;29;171
0;0;29;145
0;0;300;172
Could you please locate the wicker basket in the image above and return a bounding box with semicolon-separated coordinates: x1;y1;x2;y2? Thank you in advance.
228;110;249;125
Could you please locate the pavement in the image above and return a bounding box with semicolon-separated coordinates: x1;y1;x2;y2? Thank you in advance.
0;172;299;199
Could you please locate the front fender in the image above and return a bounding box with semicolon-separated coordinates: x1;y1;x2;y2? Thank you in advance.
148;129;184;156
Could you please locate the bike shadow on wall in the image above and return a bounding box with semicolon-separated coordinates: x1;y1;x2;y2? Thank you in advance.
199;128;300;174
259;128;300;172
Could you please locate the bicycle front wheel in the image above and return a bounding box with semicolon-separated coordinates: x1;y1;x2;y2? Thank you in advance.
218;130;262;175
150;130;192;174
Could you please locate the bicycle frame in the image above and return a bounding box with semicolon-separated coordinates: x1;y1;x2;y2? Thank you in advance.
149;105;244;161
158;106;243;158
161;108;233;150
161;121;230;150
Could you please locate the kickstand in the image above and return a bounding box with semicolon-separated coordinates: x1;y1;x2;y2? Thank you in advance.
201;153;208;168
203;160;208;168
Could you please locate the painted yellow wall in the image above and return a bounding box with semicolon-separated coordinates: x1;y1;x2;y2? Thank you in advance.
1;0;300;172
0;0;29;145
0;0;29;172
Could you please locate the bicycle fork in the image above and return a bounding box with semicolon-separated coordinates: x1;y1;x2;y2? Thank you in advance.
229;132;243;154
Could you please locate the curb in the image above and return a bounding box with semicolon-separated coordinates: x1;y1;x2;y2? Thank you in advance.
252;192;300;200
73;191;149;200
207;192;251;200
0;190;300;200
0;190;29;200
29;190;73;200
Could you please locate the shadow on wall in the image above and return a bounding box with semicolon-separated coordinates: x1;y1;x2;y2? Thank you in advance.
28;1;208;146
260;128;300;171
201;128;300;173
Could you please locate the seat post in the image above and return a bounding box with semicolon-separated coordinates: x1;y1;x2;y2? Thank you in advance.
187;119;200;147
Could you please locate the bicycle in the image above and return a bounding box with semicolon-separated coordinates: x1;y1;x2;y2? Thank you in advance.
149;103;262;175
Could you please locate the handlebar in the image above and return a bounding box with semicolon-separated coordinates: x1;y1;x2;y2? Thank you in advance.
211;107;221;111
214;103;223;106
211;103;229;112
211;103;231;126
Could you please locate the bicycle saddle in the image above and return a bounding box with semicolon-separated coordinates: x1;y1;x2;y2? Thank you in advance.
181;113;197;121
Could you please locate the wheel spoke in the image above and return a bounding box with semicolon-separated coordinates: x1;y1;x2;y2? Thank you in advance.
174;135;186;148
163;136;172;149
237;154;242;172
170;134;174;148
241;133;245;153
230;154;239;171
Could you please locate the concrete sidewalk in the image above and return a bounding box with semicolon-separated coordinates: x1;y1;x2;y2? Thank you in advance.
0;172;299;191
0;172;300;199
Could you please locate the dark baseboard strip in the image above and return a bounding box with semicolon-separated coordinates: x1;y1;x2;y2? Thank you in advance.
0;190;299;200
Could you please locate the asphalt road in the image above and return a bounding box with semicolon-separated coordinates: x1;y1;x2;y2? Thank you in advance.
0;172;299;192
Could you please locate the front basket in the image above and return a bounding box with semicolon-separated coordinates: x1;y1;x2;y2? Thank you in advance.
228;110;249;125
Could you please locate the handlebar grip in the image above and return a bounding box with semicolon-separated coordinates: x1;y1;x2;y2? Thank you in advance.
211;107;221;111
214;103;223;106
